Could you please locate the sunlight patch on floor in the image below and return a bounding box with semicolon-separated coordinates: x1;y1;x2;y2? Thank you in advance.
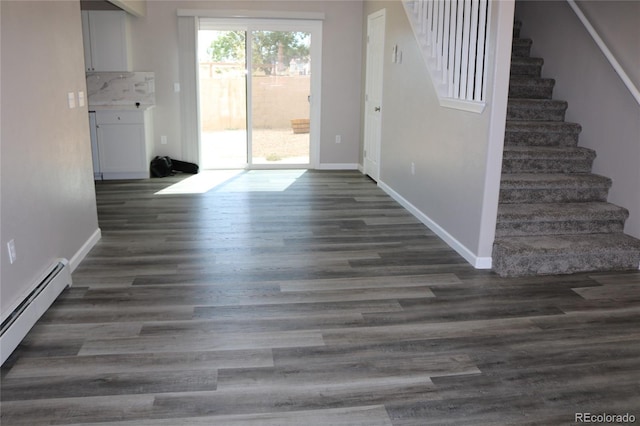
217;169;307;192
155;169;307;195
155;170;243;195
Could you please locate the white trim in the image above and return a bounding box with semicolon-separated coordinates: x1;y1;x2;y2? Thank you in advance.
178;9;325;20
476;0;513;262
178;16;200;164
69;228;102;272
377;180;492;269
439;98;486;114
566;0;640;106
317;163;360;170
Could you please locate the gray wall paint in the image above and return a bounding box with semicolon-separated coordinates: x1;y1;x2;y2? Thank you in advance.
577;0;640;90
127;0;364;167
1;1;99;314
516;0;640;238
361;1;513;261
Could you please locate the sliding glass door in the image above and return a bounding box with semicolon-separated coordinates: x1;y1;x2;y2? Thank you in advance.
198;19;320;169
198;29;248;169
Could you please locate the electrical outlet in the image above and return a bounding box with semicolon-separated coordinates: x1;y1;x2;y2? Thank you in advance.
161;135;168;145
335;135;342;144
411;162;415;175
7;239;16;264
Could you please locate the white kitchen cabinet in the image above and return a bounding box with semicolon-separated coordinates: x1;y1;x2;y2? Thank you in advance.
94;109;153;180
81;10;130;72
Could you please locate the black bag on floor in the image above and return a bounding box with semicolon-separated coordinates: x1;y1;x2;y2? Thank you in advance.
171;159;199;174
150;156;174;177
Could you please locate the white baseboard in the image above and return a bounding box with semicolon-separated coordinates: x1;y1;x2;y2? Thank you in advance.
317;163;360;170
377;180;492;269
69;228;101;272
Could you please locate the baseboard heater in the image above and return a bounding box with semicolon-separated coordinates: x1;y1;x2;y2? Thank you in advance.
1;259;72;365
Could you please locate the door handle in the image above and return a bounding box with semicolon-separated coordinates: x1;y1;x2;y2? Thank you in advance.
374;106;381;112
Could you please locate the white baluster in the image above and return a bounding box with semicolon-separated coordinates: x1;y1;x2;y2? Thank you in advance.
466;0;479;100
475;0;489;101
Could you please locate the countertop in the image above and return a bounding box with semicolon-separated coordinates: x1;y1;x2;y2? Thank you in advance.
89;104;155;112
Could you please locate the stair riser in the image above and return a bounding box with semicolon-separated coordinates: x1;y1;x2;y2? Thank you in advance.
510;64;542;77
495;220;625;237
501;158;593;174
512;44;532;57
504;131;580;147
492;250;640;277
499;188;609;204
508;84;554;99
507;106;566;122
513;22;521;38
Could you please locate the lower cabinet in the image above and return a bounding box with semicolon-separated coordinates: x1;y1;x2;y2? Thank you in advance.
93;109;153;180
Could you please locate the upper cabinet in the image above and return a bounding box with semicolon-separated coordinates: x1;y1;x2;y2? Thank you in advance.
81;10;131;72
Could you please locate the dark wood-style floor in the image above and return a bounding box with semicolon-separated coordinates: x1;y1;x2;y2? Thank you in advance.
2;170;640;425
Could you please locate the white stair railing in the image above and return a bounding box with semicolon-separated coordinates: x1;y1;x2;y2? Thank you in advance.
403;0;491;113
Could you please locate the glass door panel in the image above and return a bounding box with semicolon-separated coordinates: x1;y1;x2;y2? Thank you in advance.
198;30;248;169
250;31;311;165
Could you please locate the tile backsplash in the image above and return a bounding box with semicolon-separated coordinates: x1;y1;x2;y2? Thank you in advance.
86;72;155;107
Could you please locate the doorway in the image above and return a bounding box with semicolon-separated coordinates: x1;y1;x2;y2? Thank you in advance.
198;19;321;170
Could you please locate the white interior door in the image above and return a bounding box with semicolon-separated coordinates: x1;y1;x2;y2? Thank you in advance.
363;9;385;182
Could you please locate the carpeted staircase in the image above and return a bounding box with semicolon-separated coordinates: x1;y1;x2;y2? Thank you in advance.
492;20;640;277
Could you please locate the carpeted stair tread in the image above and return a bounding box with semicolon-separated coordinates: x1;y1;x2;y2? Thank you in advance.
509;77;555;99
507;99;568;121
499;173;611;203
505;121;582;147
496;202;629;237
492;233;640;276
502;146;595;173
510;57;544;77
503;146;594;159
500;173;611;189
498;202;628;222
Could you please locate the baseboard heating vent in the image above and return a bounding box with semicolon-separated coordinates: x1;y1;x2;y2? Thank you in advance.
1;259;71;365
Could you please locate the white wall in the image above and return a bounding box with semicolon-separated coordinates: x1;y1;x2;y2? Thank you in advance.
516;0;640;239
361;0;513;265
1;1;100;315
126;0;364;168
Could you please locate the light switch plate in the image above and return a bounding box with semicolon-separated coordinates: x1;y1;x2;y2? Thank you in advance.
67;92;76;109
7;239;16;264
78;91;85;107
